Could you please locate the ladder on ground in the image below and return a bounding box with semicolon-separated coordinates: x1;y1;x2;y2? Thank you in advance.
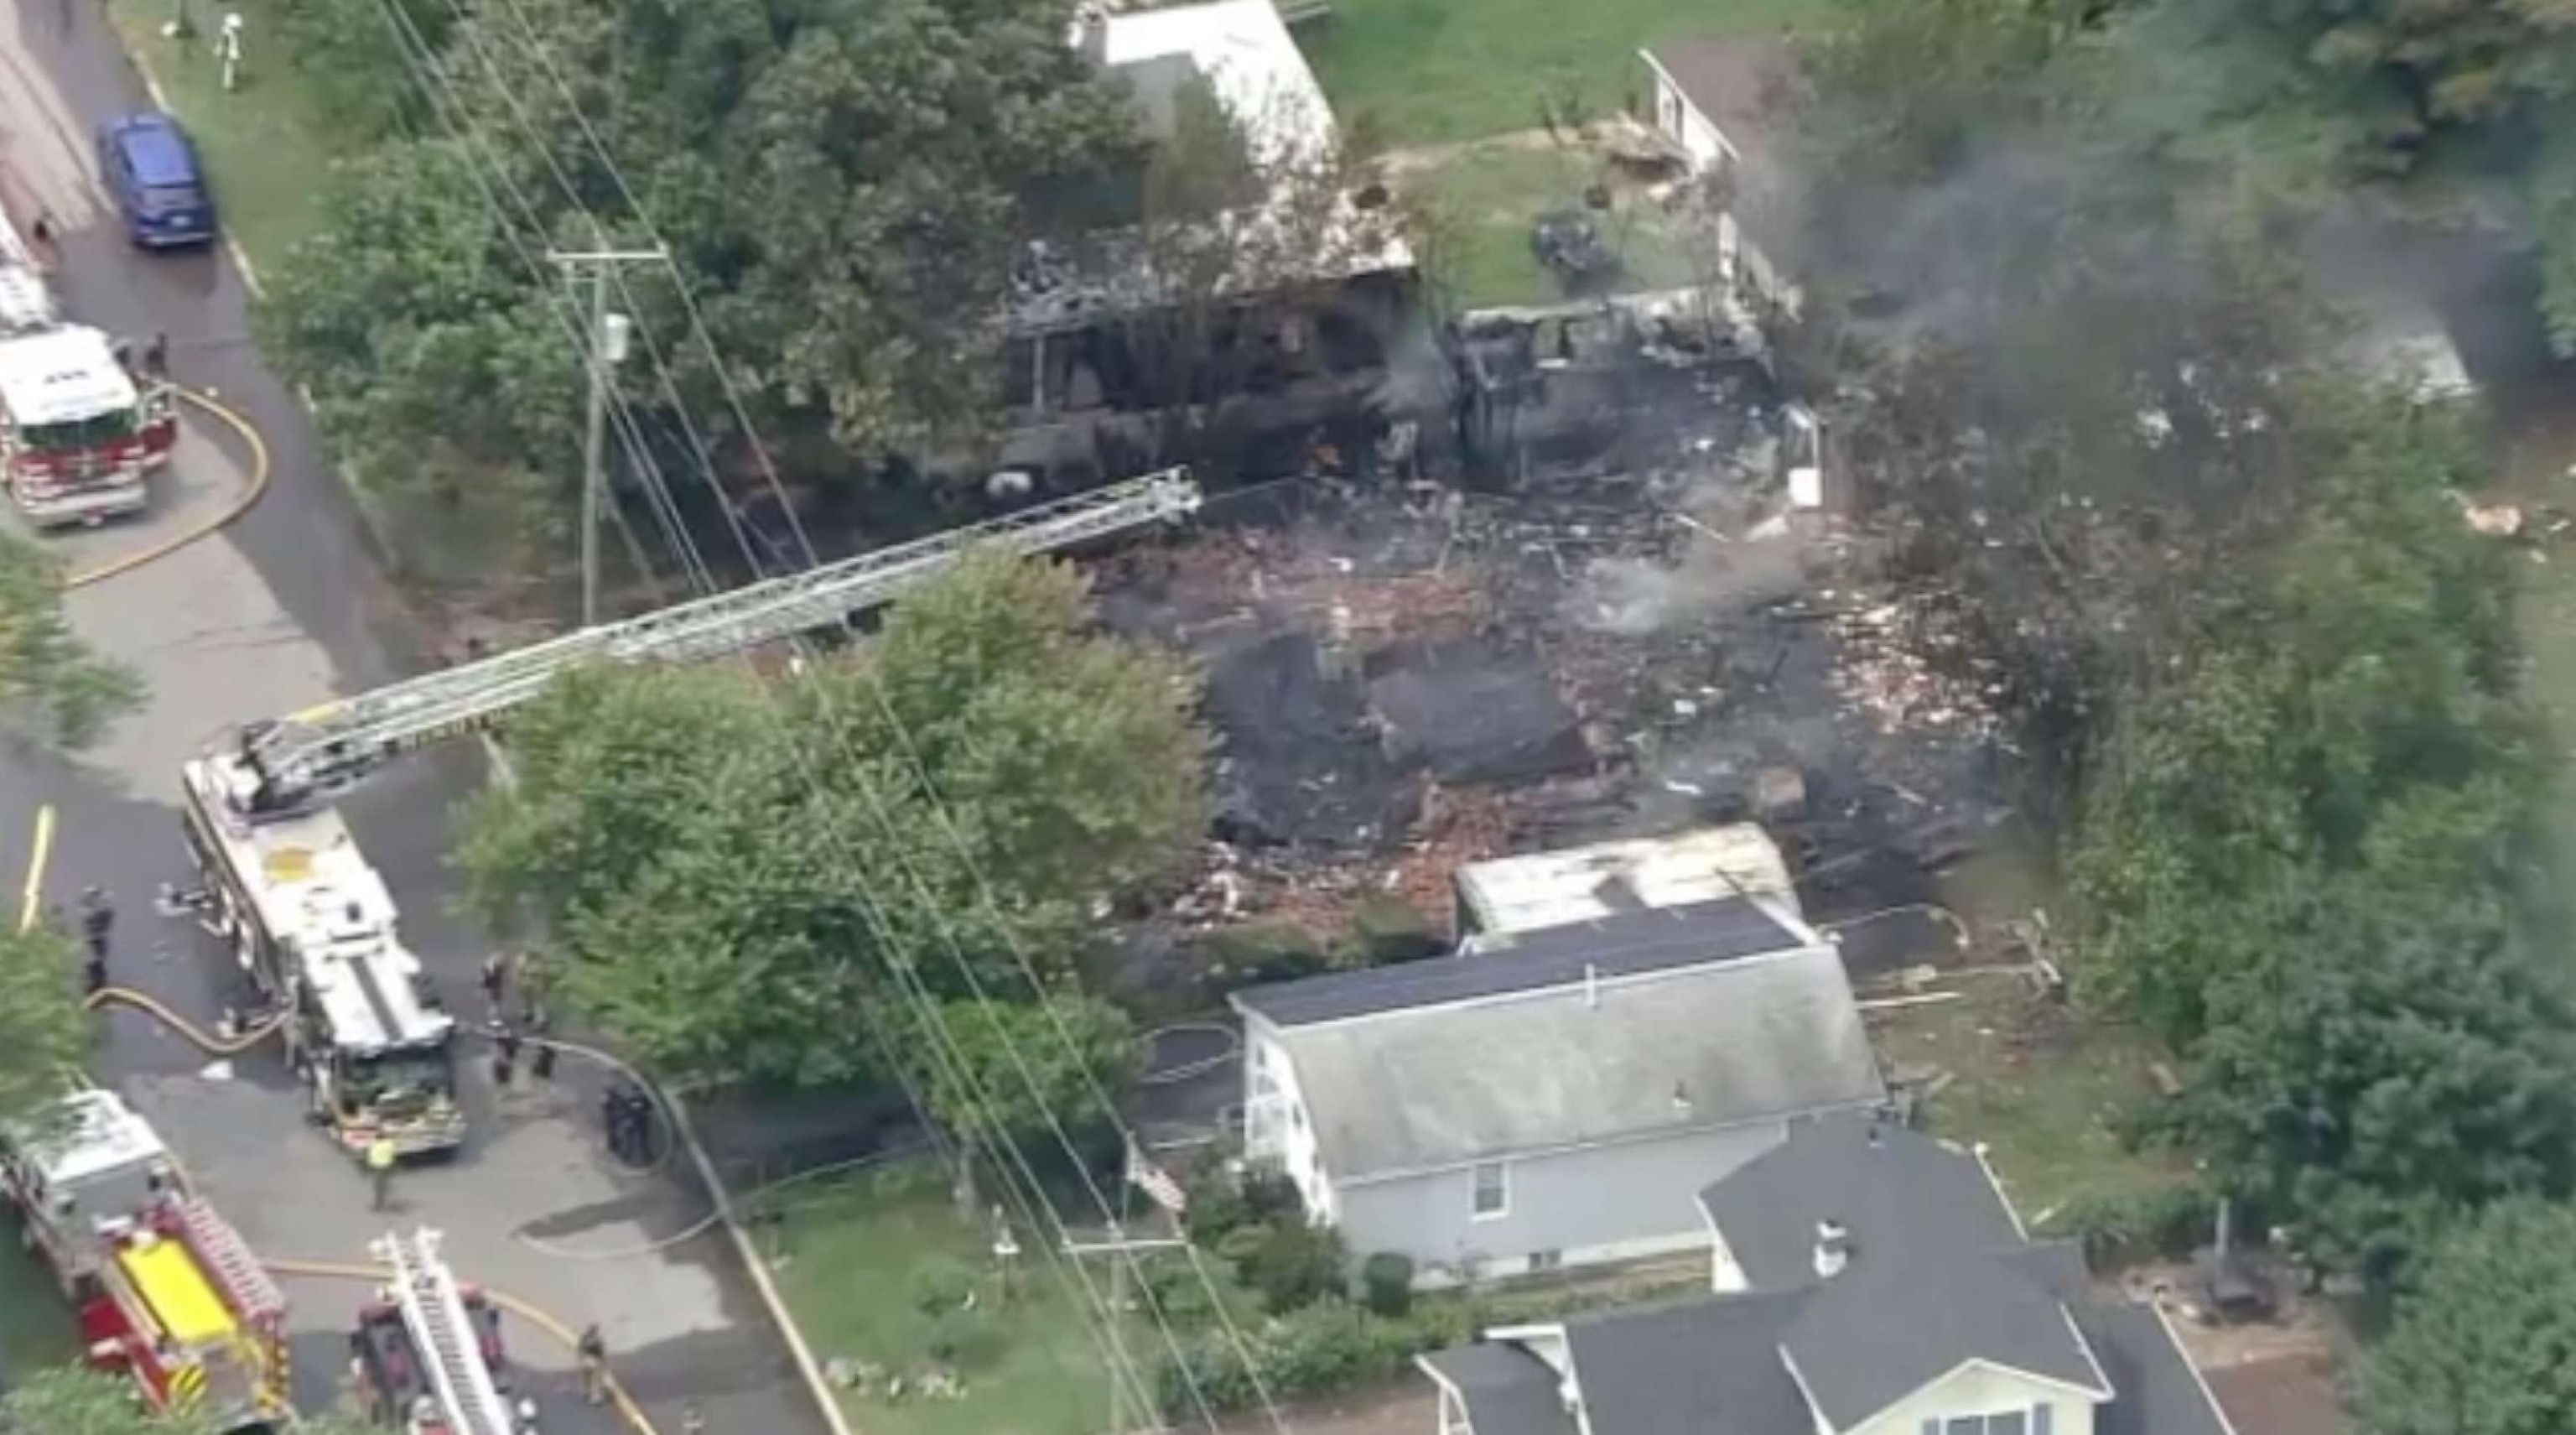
374;1228;516;1435
220;467;1202;813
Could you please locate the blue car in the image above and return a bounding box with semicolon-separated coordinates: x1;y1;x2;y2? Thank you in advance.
97;112;216;249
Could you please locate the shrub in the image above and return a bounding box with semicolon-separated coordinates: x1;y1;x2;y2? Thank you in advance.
1214;1220;1275;1268
1360;1253;1415;1316
1241;1167;1306;1224
1244;1220;1348;1313
1341;897;1446;966
1203;923;1329;994
910;1255;980;1315
2045;1183;2215;1269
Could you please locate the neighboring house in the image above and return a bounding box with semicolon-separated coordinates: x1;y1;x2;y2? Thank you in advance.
1228;897;1885;1286
991;0;1415;477
1420;1118;2239;1435
1638;38;1805;312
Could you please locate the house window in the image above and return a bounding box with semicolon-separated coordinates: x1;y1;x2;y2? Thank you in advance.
1471;1162;1509;1219
1923;1410;2047;1435
1528;1248;1563;1273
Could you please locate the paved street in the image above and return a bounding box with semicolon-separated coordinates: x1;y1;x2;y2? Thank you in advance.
0;13;831;1435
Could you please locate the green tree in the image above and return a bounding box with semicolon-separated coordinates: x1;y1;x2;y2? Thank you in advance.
905;993;1142;1154
0;1368;387;1435
2357;1198;2576;1435
0;928;88;1128
459;554;1204;1086
0;536;139;749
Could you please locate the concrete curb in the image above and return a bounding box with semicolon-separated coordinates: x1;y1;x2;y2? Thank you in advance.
481;736;857;1435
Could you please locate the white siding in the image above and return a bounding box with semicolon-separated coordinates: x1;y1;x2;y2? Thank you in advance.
1334;1120;1792;1285
1848;1363;2101;1435
1244;1023;1337;1222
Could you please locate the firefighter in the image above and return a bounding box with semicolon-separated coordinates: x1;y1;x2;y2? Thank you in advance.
682;1401;707;1435
491;1025;519;1089
574;1323;607;1406
479;951;507;1018
79;886;113;964
366;1135;397;1211
143;331;169;377
527;1004;557;1083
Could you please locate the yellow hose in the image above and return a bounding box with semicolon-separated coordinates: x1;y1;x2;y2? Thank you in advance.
83;985;288;1054
64;386;273;590
264;1256;662;1435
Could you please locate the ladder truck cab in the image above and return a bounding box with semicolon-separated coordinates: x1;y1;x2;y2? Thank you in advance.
0;200;176;528
354;1229;537;1435
181;746;467;1159
0;1093;293;1433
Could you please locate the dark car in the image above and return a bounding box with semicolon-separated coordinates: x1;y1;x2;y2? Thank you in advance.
96;112;216;249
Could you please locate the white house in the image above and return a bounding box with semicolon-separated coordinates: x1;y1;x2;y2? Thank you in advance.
1419;1117;2240;1435
1639;37;1805;313
1228;897;1884;1286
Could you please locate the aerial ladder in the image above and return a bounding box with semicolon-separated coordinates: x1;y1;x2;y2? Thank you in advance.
367;1229;520;1435
202;467;1202;816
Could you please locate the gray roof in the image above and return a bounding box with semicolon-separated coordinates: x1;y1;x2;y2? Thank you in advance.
1259;940;1883;1180
2086;1306;2236;1435
1448;1118;2233;1435
1566;1293;1810;1435
1417;1345;1572;1435
1697;1114;2025;1289
1231;898;1805;1027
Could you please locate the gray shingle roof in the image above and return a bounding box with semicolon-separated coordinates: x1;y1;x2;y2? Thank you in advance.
1447;1118;2235;1435
1697;1113;2024;1289
1417;1345;1574;1435
1231;898;1804;1028
1263;942;1884;1179
1566;1293;1810;1435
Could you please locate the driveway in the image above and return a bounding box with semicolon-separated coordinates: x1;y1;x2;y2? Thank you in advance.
0;15;831;1435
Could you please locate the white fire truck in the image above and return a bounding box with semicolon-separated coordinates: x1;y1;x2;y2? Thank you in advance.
0;188;177;527
351;1229;536;1435
0;1089;293;1432
180;742;467;1159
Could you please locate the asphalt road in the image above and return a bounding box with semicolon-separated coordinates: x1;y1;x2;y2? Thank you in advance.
0;14;832;1435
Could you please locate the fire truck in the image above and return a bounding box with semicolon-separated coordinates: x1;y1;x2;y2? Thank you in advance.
179;750;468;1159
0;184;178;527
0;1089;293;1432
351;1229;536;1435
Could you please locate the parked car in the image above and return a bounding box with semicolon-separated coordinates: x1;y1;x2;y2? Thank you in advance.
96;112;216;249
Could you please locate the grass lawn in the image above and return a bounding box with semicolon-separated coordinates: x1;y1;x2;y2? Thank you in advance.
1408;142;1701;309
1868;970;2194;1230
1301;0;1820;148
101;0;350;273
765;1161;1139;1435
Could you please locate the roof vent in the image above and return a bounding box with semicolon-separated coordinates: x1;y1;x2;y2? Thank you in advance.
1584;962;1599;1009
1814;1218;1852;1279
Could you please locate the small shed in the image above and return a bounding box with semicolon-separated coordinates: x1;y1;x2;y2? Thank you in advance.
1453;824;1801;939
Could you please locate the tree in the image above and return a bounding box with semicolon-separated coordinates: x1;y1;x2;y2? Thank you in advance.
459;554;1204;1086
0;1368;389;1435
261;0;1147;543
904;993;1142;1162
2357;1199;2576;1435
0;927;87;1128
0;536;138;749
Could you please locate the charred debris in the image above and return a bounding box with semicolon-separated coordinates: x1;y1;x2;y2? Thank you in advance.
1077;298;2014;1003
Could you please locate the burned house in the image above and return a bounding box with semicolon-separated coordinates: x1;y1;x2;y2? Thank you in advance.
995;0;1418;482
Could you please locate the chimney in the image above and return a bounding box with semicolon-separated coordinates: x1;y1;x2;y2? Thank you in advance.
1075;3;1111;69
1813;1219;1852;1280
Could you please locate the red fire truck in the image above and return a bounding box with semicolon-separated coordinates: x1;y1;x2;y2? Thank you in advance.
0;1089;293;1433
352;1228;535;1435
0;184;178;527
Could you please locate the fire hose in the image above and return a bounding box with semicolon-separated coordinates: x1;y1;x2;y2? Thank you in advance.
83;985;288;1053
260;1256;662;1435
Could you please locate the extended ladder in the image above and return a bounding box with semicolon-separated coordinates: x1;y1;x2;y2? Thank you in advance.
217;467;1201;814
374;1229;516;1435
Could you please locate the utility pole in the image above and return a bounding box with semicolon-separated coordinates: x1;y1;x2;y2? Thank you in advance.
1064;1209;1187;1435
546;248;662;626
